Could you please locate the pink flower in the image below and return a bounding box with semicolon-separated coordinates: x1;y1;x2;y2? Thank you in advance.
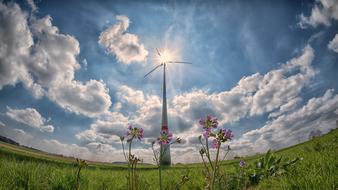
157;130;173;145
203;130;211;139
211;139;220;149
124;125;144;141
239;160;246;167
199;115;218;131
137;128;144;140
199;118;206;126
222;128;234;140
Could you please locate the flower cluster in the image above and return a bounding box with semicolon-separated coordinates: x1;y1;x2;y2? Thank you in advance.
199;115;234;148
198;115;234;189
199;115;218;135
156;130;173;145
211;128;234;148
239;160;246;167
124;125;144;142
218;128;234;142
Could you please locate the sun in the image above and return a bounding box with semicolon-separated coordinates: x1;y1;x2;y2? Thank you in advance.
155;48;178;64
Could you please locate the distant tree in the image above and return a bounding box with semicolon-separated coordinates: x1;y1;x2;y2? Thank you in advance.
309;129;322;139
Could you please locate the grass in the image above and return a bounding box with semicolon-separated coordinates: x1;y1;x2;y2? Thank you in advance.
0;129;337;189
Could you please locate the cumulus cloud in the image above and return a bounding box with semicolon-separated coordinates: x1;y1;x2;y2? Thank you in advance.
75;112;128;144
231;89;338;156
172;46;315;124
41;139;94;159
0;2;112;117
6;107;54;132
102;85;192;135
328;34;338;53
26;0;37;12
28;15;81;88
98;15;148;64
5;126;152;163
0;2;44;98
298;0;338;28
268;97;301;118
14;128;26;135
76;85;195;156
48;80;111;117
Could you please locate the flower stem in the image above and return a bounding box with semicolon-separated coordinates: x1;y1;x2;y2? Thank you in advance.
121;140;128;161
211;143;220;190
205;138;214;170
200;154;210;175
76;166;81;190
128;141;132;190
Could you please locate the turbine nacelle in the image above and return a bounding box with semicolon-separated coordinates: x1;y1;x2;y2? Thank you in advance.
144;48;192;78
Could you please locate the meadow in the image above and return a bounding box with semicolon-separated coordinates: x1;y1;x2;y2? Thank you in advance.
0;129;337;190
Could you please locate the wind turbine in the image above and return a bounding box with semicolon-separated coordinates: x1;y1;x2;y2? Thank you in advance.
144;48;191;166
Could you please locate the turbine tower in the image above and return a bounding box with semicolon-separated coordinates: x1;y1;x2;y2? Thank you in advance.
144;48;191;166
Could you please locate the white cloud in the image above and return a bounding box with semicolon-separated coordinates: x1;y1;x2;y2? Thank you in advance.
0;2;44;98
29;15;81;88
26;0;37;12
116;85;146;107
298;0;338;28
2;126;155;163
172;46;315;124
231;89;338;156
82;59;88;70
268;97;301;118
75;112;129;144
41;139;93;159
98;15;148;64
11;129;94;160
14;129;26;135
0;2;112;118
30;15;112;117
6;107;54;133
75;86;195;157
328;33;338;53
48;80;111;117
250;45;315;115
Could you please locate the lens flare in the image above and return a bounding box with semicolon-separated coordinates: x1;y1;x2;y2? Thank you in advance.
155;49;178;63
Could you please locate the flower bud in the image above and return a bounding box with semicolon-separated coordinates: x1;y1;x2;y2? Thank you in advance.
199;148;205;155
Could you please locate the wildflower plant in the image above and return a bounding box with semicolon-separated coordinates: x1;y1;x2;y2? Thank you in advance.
243;150;302;185
151;129;182;190
198;115;234;190
236;160;248;189
120;124;144;190
75;158;88;190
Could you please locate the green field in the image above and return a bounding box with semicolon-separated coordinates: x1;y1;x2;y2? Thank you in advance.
0;129;337;190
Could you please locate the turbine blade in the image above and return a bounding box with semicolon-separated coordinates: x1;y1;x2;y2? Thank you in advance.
144;64;163;78
156;48;161;56
167;61;192;65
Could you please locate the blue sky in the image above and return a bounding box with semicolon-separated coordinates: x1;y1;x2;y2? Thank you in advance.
0;0;338;163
